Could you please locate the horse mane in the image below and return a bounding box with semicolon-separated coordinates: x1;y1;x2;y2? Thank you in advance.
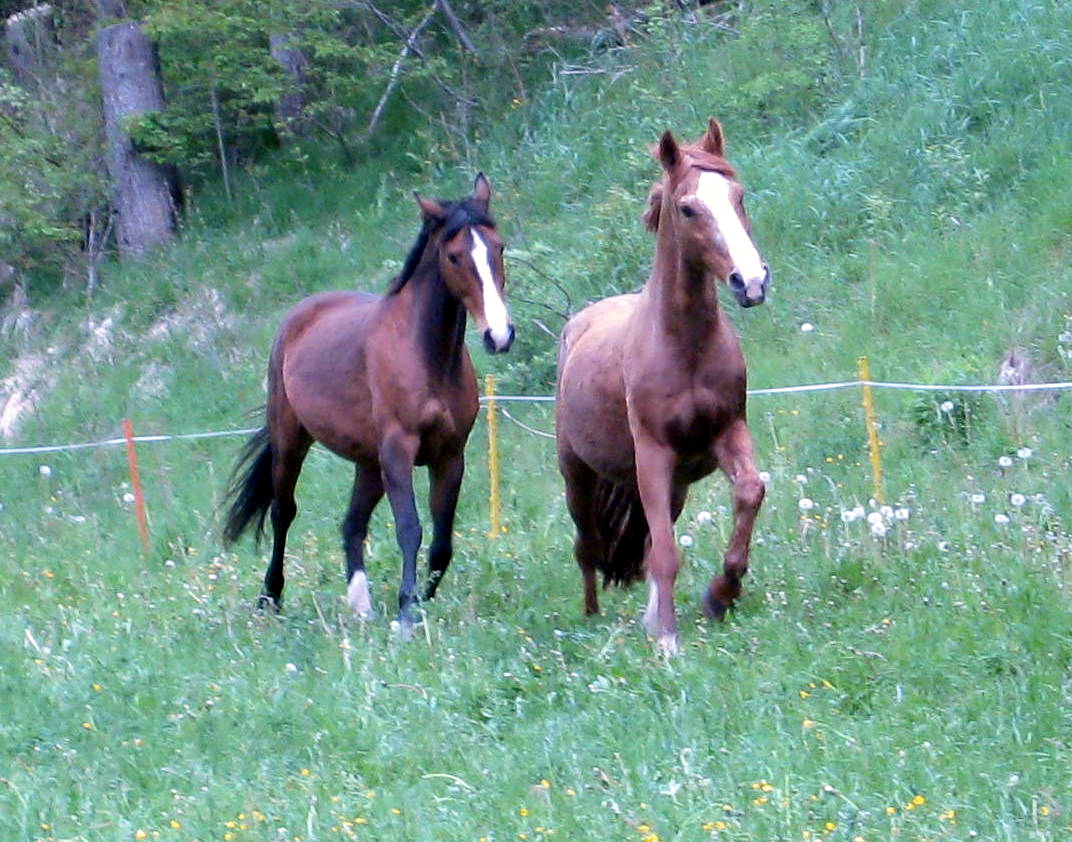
386;198;496;295
642;144;738;233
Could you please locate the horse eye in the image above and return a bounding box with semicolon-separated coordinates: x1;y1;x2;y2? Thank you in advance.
680;204;696;218
448;254;459;264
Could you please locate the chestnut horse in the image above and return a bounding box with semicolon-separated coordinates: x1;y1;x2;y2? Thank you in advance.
555;121;769;654
222;174;514;633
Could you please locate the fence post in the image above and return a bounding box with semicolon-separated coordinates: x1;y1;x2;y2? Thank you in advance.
857;357;885;504
122;418;150;552
485;374;502;538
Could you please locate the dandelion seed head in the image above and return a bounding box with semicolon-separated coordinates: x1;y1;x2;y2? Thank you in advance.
39;464;52;477
696;510;712;524
1016;447;1032;459
998;455;1013;467
800;322;815;333
866;511;884;526
758;471;771;483
1009;493;1026;507
798;497;815;512
969;493;986;504
678;534;694;548
285;662;298;673
870;521;887;537
940;400;954;413
795;474;808;485
894;507;910;520
994;513;1010;525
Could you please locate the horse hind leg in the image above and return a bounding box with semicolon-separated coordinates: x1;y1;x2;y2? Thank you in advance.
341;466;384;619
424;452;465;601
705;420;765;620
260;426;312;611
560;452;603;616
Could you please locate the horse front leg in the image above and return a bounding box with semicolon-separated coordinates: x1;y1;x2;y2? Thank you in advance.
632;433;681;656
424;451;464;601
379;429;423;636
341;466;384;619
705;419;765;620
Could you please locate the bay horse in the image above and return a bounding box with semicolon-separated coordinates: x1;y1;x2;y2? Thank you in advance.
555;120;769;655
222;173;514;633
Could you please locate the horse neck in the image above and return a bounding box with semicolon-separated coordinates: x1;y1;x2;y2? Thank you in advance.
403;252;468;378
646;192;722;351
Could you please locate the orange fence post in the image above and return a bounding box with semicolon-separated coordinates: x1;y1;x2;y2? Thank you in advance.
485;374;502;538
122;418;150;553
857;357;885;504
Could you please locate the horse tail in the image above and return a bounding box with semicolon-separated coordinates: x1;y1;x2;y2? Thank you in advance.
593;478;649;587
221;425;274;547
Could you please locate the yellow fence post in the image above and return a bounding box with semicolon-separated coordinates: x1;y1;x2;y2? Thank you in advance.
485;373;502;538
857;356;885;504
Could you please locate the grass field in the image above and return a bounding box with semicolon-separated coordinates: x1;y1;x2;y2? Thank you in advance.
3;0;1072;839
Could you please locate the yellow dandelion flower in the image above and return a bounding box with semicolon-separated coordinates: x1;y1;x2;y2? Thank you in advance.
40;824;51;832
225;821;237;829
223;833;234;842
539;779;551;788
82;722;93;730
803;718;816;729
300;768;311;776
92;683;102;692
636;824;651;832
885;806;896;815
824;822;837;831
169;820;181;829
519;808;531;817
354;817;367;825
641;835;660;842
912;795;926;806
565;788;577;797
1039;806;1051;817
390;808;402;815
753;797;769;806
135;831;148;840
799;690;810;699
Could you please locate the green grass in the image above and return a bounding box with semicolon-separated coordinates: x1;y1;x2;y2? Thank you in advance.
3;0;1072;839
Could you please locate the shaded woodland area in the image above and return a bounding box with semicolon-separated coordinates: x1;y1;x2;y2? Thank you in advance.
0;0;699;304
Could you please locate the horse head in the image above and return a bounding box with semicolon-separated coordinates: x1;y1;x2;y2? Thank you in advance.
414;173;515;353
648;119;770;308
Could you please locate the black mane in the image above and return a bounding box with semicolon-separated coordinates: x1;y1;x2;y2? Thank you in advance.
386;197;495;295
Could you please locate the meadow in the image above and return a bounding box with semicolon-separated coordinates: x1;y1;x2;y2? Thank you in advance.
2;1;1072;840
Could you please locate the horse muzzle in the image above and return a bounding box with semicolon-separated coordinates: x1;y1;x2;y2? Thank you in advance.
483;323;515;354
729;264;771;308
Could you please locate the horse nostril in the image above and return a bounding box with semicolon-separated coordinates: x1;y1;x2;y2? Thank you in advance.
728;271;745;292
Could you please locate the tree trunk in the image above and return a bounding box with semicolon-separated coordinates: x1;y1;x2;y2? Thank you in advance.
4;5;56;87
269;32;309;140
97;21;178;257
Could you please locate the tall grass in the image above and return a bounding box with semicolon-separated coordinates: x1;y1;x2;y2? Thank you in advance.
2;0;1071;839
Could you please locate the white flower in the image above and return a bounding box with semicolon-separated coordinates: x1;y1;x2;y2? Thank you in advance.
840;509;858;523
758;471;771;483
852;504;866;520
894;507;910;521
880;505;894;519
798;497;815;512
800;322;815;333
998;456;1013;468
866;511;885;526
285;663;298;673
870;521;888;537
39;465;52;477
940;400;955;413
937;541;950;552
969;493;986;504
696;510;712;524
1009;493;1026;507
1016;447;1032;459
994;513;1010;525
122;492;136;504
678;534;694;548
795;474;808;485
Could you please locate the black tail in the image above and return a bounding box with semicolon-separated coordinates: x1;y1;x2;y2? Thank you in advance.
593;478;649;587
221;426;274;547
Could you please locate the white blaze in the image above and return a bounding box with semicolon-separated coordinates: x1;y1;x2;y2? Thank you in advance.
695;171;765;284
470;231;511;346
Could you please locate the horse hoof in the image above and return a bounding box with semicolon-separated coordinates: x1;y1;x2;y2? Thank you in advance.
347;571;374;620
702;591;729;622
256;594;281;613
655;633;681;657
390;617;418;642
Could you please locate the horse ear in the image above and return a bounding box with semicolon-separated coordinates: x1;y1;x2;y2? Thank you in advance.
472;172;492;210
414;191;448;222
658;130;680;172
642;182;662;232
701;118;725;157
